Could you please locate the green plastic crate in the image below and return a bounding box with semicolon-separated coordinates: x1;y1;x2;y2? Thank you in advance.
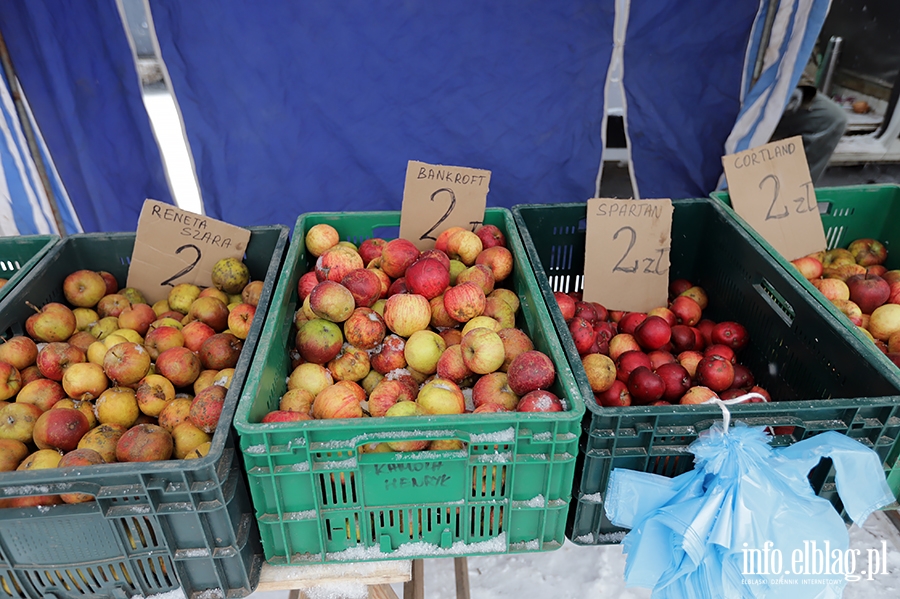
234;208;585;564
0;226;288;599
711;184;900;498
0;235;58;303
512;198;900;546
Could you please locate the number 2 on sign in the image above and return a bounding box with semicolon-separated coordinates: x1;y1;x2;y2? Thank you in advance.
611;226;669;275
420;188;457;241
159;244;202;287
762;174;815;221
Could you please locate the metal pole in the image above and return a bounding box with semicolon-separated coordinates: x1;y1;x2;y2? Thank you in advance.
821;37;842;97
751;0;780;87
0;28;68;237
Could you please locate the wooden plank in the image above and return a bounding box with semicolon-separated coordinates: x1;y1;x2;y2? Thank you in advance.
257;560;412;591
370;584;401;599
403;559;424;599
454;557;471;599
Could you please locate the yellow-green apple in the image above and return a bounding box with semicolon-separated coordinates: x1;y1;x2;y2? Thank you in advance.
446;229;483;266
184;441;212;459
116;423;174;462
475;246;514;283
287;362;334;396
95;387;140;428
436;345;474;385
189;384;227;433
241;280;264;307
151;299;170;316
88;316;120;340
384;401;429;451
341;268;383;308
462;315;501;336
167;283;201;314
460;327;506;375
227;303;256;340
497;327;534;372
848;238;888;266
103;342;151;386
111;328;143;344
448;259;467;285
58;448;106;503
73;307;99;331
679;286;708;310
193;369;219;394
443;282;486;323
312;383;363;419
405;258;450;300
608;333;640;361
417;378;465;415
186;296;230;332
0;361;21;400
136;373;175;417
210;257;250;294
199;286;230;305
279;388;315;414
367;379;415;417
404;330;447;375
144;325;185;360
0;336;37;371
119;287;147;306
491;289;520;314
68;331;96;353
327;344;371;382
77;423;127;463
369;334;407;374
583;353;616;393
97;294;131;318
360;369;384;394
823;248;856;267
305;223;341;257
0;402;43;442
198;333;243;370
149;316;184;332
0;438;28;471
16;378;66;411
26;302;76;342
383;293;432;337
435;226;466;254
517;389;563;412
342;307;386;350
832;299;864;326
158;397;193;432
63;269;107;308
171;421;212;459
456;263;495;295
32;407;90;451
846;274;891;314
86;341;108;366
296;319;343;364
156;346;202;387
298;271;320;301
506;350;555;395
790;256;824;280
37;342;85;381
309;280;356;323
315;245;364;283
869;304;900;341
472;371;519;410
811;278;850;301
11;449;63;507
482;296;515;329
679;385;718;404
824;263;867;281
475;224;506;249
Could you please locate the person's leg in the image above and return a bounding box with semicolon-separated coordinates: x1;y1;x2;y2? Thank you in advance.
771;91;848;183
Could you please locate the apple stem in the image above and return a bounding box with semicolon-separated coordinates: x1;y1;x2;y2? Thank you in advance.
25;301;41;314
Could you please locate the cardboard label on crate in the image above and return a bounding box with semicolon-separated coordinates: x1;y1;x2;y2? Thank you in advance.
722;136;826;261
127;199;251;304
582;198;673;312
398;161;490;250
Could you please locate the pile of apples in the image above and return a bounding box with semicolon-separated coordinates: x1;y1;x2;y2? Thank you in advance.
0;257;261;508
261;223;562;452
790;238;900;367
553;281;770;407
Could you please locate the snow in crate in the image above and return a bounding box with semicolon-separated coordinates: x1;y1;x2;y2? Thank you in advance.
474;452;513;463
531;431;553;441
391;449;467;461
316;457;358;470
326;533;508;561
245;444;267;454
471;427;515;443
293;461;310;472
509;539;541;551
303;582;368;599
2;485;52;495
595;531;628;543
129;590;192;599
516;494;545;508
581;492;603;503
463;387;475;411
573;533;594;544
285;510;318;520
176;547;211;558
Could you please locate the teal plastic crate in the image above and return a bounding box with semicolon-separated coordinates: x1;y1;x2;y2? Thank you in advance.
513;198;900;546
0;235;58;304
0;226;288;598
234;208;585;564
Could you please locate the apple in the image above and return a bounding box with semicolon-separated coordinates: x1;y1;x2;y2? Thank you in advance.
626;366;665;405
405;258;450;300
236;279;262;307
710;321;749;352
0;402;44;442
419;249;451;270
26;302;77;342
32;407;90;451
380;238;420;279
832;299;864;326
669;296;702;327
569;317;596;354
695;355;735;392
340;268;383;308
62;269;107;308
669;279;693;297
448;260;467;285
119;287;147;306
305;223;341;257
823;248;856;267
446;230;483;266
0;361;21;401
262;410;313;424
811;278;850;301
869;304;900;341
136;374;176;417
209;257;250;295
298;271;320;302
472;403;508;414
475;246;514;283
824;263;867;281
189;384;227;433
156;346;202;387
506;350;555;395
648;350;676;370
193;369;219;394
416;378;465;415
429;295;458;329
117;302;157;337
57;449;104;503
670;324;698;353
166;283;202;315
677;350;704;379
679;385;719;405
435;226;466;254
496;327;534;372
198;287;229;306
308;280;356;323
679;286;708;310
74;422;125;463
555;293;577;321
443;282;486;323
97;294;131;319
11;449;64;507
94;386;139;427
103;342;151;386
62;362;108;400
73;307;99;332
312;383;363;419
655;362;692;402
19;365;42;386
184;296;229;332
475;224;506;249
295;319;343;365
582;353;616;393
67;331;96;354
342;307;386;350
360;369;384;395
94;270;117;296
0;438;28;472
198;333;243;370
435;345;474;385
490;288;520;314
466;372;519;413
144;325;185;360
180;321;214;353
439;327;463;347
387;277;408;296
327;344;371;381
383;293;432;337
367;379;414;417
634;316;671;351
404;330;446;375
369;334;407;374
37;342;86;381
369;268;392;299
460;328;506;375
846;274;891;315
790;256;824;280
608;334;640;361
359;238;387;265
517;389;563;412
0;336;38;370
171;421;212;459
888;281;900;305
116;424;174;462
615;350;652;383
16;378;66;411
574;302;600;324
731;363;755;389
226;303;256;340
847;238;888;266
455;264;495;296
617;312;646;336
704;344;736;364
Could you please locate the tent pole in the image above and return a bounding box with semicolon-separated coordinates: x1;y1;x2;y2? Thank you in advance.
0;28;68;237
751;0;780;87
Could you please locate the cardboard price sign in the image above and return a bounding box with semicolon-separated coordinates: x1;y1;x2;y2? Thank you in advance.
127;199;251;304
582;198;673;313
398;160;490;250
721;135;826;260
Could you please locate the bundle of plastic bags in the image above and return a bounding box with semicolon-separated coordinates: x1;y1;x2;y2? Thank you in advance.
605;400;896;598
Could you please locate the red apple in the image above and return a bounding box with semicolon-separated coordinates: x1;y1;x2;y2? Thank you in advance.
669;279;693;298
616;350;652;382
305;223;340;257
309;280;356;323
434;226;466;254
626;366;665;405
497;327;534;372
97;294;131;318
16;379;66;411
790;256;824;280
296;318;343;364
655;362;692;402
569;317;596;354
435;345;473;385
695;355;735;392
359;238;387;265
116;423;174;462
731;363;755;389
298;271;320;301
189;384;227;433
315;245;364;283
419;249;451;270
261;410;313;423
198;333;243;370
574;302;600;324
475;224;506;249
517;389;563;412
370;334;407;374
634;316;671;351
36;342;85;381
98;271;118;295
405;258;450;300
618;312;647;335
608;333;640;361
383;293;432;337
380;238;420;279
228;303;256;340
711;321;749;352
32;407;90;451
847;238;887;266
506;350;555;395
669;296;702;326
704;344;736;364
443;282;486;323
472;372;519;411
312;382;363;419
670;324;697;353
695;319;716;347
595;380;631;407
343;307;386;350
888;281;900;305
155;346;202;387
475;246;514;283
117;303;157;336
679;286;708;310
341;268;383;308
648;350;677;370
846;274;891;315
387;277;409;297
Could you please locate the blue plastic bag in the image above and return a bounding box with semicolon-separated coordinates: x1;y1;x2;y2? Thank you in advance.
605;403;895;598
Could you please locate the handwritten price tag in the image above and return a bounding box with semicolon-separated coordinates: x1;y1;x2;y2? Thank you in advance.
127;199;251;304
721;136;826;260
398;160;491;250
582;198;673;312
